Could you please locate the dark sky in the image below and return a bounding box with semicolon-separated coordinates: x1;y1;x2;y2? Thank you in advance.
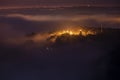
0;0;120;8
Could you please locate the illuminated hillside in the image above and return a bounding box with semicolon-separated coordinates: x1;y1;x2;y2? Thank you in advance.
47;28;96;43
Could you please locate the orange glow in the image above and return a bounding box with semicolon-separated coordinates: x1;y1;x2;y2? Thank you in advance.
50;28;96;37
58;30;80;35
47;27;97;43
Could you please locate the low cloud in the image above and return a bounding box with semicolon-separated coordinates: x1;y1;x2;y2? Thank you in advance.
1;14;119;23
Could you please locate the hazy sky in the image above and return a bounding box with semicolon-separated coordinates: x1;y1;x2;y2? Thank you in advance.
0;0;120;8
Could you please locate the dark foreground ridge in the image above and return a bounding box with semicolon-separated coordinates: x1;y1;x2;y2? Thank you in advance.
0;28;120;80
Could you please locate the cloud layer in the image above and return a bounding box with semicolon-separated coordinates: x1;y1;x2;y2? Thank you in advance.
0;13;120;45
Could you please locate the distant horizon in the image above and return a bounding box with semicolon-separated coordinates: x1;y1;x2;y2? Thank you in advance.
0;4;120;10
0;0;120;9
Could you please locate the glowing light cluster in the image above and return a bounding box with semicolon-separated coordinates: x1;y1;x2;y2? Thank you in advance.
48;28;96;43
50;29;95;37
57;30;79;36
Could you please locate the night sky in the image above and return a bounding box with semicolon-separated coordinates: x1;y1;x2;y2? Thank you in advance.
0;0;120;8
